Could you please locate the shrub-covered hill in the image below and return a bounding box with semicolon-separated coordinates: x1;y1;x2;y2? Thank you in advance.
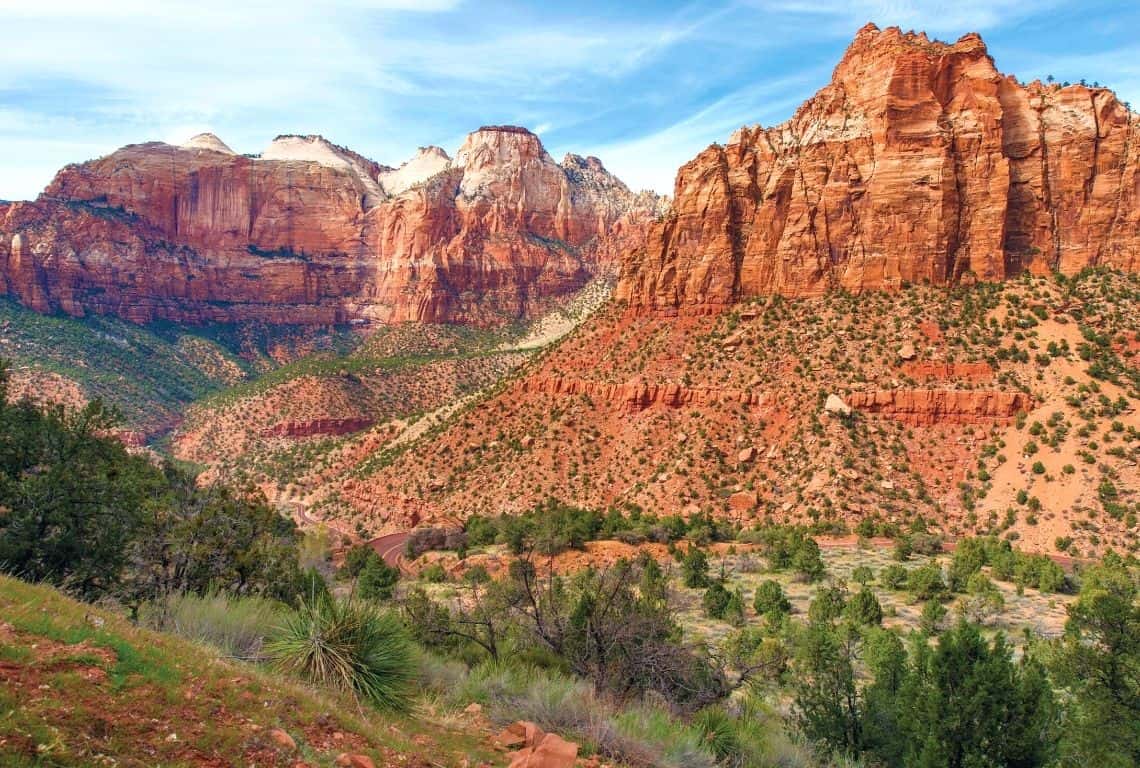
0;575;499;767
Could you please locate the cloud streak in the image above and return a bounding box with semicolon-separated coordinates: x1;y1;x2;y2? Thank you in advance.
0;0;1137;198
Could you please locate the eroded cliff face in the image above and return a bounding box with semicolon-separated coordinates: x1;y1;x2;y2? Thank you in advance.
0;127;658;325
618;24;1140;313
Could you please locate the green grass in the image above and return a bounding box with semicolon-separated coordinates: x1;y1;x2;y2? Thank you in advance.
140;591;287;661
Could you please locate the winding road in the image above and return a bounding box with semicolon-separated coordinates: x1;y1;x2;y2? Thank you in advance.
286;502;410;569
368;531;410;569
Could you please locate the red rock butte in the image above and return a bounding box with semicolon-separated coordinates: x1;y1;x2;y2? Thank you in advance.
617;24;1140;314
0;127;660;325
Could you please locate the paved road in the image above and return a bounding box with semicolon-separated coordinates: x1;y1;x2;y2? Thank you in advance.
368;531;410;568
286;501;411;570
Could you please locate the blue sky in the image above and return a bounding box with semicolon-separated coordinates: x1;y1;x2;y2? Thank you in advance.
2;0;1139;199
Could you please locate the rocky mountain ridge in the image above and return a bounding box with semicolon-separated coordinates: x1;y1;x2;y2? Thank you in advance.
0;126;659;325
618;23;1140;313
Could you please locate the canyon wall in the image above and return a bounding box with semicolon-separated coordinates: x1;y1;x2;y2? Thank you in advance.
618;24;1140;314
0;128;658;325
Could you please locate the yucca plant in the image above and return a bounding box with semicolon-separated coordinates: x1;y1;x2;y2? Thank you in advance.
692;706;741;764
267;594;413;710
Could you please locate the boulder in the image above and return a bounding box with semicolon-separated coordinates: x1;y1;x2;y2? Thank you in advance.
824;394;852;416
334;755;375;768
729;491;758;512
498;721;578;768
268;729;296;752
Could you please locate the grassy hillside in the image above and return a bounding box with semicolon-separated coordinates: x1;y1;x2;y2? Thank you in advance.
0;575;499;767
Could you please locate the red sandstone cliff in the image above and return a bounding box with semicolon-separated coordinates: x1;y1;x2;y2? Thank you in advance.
618;24;1140;313
0;128;659;325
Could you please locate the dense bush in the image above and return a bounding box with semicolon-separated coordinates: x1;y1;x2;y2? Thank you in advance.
949;536;1067;594
681;547;711;588
795;618;1058;766
1049;553;1140;765
845;587;883;626
751;525;825;581
406;554;728;710
703;582;744;624
906;563;947;601
752;580;791;617
358;553;401;600
461;500;735;557
0;363;302;605
880;564;908;590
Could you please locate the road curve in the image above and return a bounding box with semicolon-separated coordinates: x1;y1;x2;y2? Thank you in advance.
369;532;410;569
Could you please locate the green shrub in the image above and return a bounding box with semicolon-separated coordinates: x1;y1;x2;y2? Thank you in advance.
341;544;376;579
845;587;883;626
919;599;947;634
907;563;947;601
268;596;413;710
681;547;710;588
753;579;791;616
702;582;743;623
358;555;400;600
880;564;908;590
463;564;491;584
808;585;847;624
421;563;448;583
961;573;1005;624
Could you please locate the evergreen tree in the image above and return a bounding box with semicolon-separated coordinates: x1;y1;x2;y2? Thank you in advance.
792;620;862;755
1051;555;1140;766
681;546;710;588
753;579;791;617
845;586;883;626
358;553;400;601
889;622;1057;768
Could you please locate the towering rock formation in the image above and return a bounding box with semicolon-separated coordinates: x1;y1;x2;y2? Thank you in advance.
0;127;657;325
618;24;1140;313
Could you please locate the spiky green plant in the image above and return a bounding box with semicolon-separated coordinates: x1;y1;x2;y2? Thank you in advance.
267;595;413;710
692;706;740;764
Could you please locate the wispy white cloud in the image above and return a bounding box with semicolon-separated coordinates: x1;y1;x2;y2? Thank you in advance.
584;68;828;193
0;0;1136;200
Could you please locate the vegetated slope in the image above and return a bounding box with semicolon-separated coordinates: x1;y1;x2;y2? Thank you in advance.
172;324;528;494
313;269;1140;559
0;298;247;438
0;298;375;440
0;126;660;326
301;25;1140;556
0;575;498;767
172;274;618;506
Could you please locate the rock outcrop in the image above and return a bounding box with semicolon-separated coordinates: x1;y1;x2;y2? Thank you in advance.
618;24;1140;313
847;388;1030;425
518;374;765;413
0;127;659;325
